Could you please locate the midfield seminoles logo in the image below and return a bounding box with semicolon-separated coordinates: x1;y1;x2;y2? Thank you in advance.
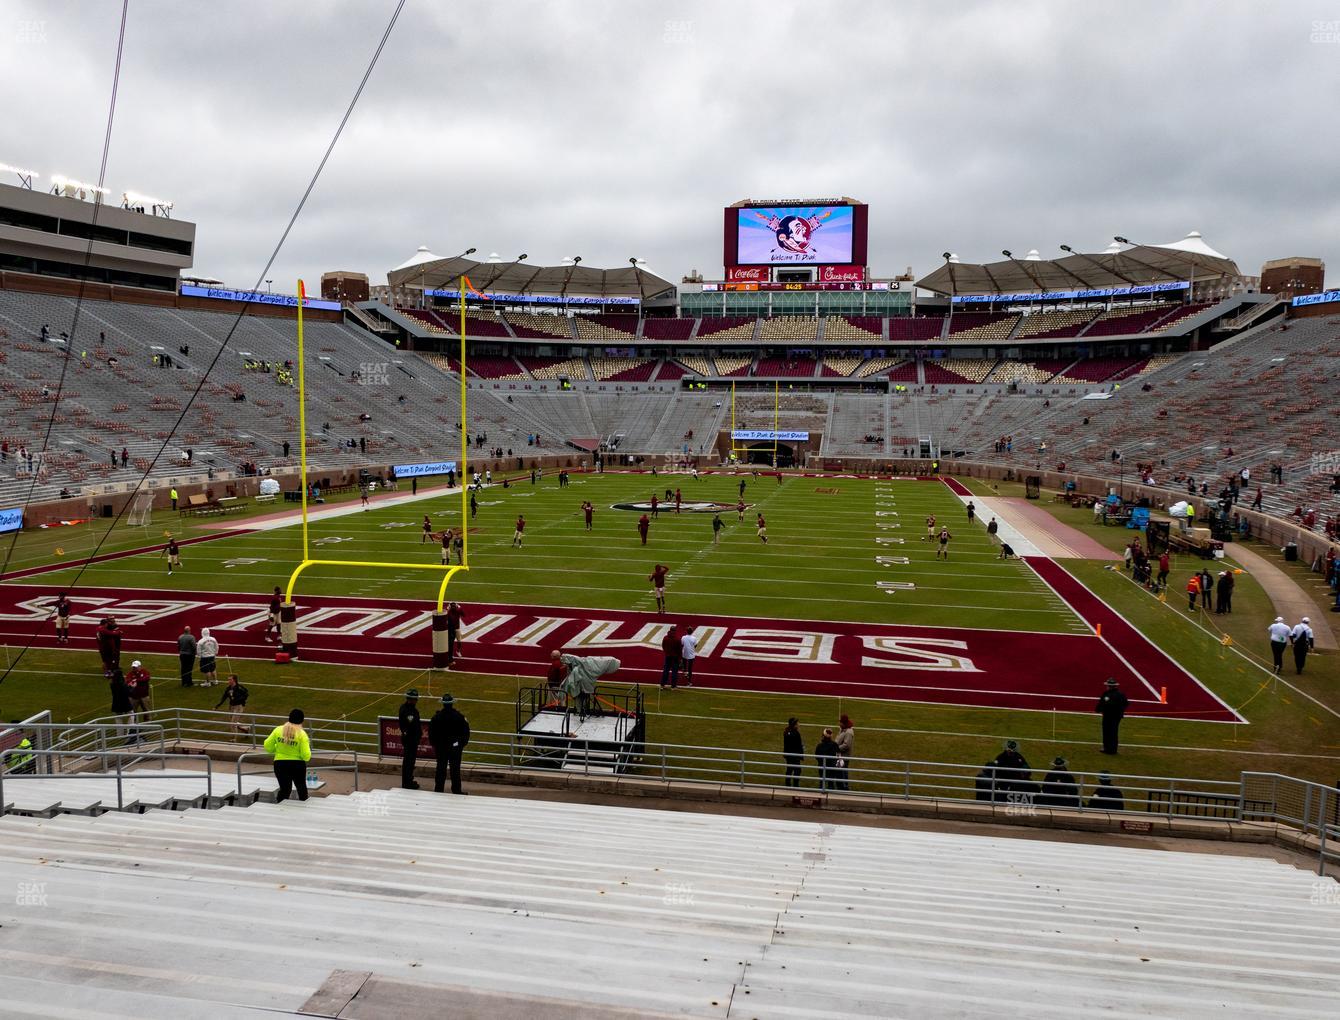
610;500;746;514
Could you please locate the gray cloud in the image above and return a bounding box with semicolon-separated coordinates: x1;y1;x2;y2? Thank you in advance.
2;0;1334;289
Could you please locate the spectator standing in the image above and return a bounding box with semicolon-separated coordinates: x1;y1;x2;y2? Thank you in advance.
126;660;152;717
177;626;197;687
1185;574;1200;611
679;627;697;687
214;674;250;738
264;709;311;802
397;689;422;789
659;624;681;690
782;718;803;787
428;693;470;795
1290;617;1314;675
815;727;840;792
1199;567;1214;610
1215;571;1235;614
445;601;465;665
1095;677;1129;754
835;715;855;791
1267;616;1291;675
197;628;220;686
95;617;122;676
109;669;133;742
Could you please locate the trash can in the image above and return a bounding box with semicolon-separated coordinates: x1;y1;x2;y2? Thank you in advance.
1284;542;1298;562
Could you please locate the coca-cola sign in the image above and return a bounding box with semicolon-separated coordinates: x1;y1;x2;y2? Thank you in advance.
726;265;770;282
819;265;865;283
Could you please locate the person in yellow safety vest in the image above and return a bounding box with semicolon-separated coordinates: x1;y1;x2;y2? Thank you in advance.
7;727;35;773
169;487;178;511
264;708;312;802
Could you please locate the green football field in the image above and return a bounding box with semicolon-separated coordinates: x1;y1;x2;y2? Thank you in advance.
7;473;1081;632
1;471;1337;786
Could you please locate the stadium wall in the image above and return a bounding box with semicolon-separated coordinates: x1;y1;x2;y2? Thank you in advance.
0;270;343;322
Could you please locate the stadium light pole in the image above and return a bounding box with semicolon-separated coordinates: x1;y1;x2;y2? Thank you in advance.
941;252;957;330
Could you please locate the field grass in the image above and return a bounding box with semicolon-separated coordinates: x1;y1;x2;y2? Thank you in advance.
2;471;1337;786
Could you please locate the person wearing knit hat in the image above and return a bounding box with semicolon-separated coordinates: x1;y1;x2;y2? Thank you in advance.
1289;617;1315;676
1267;616;1292;675
1039;756;1079;809
1095;677;1129;755
397;688;423;790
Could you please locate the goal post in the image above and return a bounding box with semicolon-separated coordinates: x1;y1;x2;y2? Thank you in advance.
280;277;472;661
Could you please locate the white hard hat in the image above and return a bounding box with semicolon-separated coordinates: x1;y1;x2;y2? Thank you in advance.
131;660;142;668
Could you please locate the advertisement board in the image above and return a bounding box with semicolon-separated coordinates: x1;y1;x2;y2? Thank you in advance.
819;265;865;283
392;461;457;479
0;507;22;534
726;265;770;282
180;284;342;311
731;430;810;442
378;716;438;758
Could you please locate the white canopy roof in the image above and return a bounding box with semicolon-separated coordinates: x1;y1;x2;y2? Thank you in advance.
917;232;1241;296
389;254;675;301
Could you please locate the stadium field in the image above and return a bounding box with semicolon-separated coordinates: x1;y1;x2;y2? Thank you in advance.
0;472;1336;784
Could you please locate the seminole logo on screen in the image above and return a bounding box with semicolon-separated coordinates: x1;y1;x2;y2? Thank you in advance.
737;205;854;265
611;500;745;514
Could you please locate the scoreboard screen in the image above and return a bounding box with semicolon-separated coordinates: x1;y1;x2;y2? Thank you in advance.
725;202;867;267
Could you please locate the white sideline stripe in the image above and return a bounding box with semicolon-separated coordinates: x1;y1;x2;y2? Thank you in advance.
940;487;1043;557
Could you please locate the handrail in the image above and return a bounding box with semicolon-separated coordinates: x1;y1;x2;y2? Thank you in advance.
22;708;1339;875
0;749;212;817
234;750;361;796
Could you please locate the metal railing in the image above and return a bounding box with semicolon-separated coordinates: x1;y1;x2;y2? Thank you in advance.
234;750;361;797
6;707;1337;875
1241;773;1340;875
0;749;215;817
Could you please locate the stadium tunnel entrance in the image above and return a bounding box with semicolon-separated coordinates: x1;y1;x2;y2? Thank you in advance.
741;441;796;467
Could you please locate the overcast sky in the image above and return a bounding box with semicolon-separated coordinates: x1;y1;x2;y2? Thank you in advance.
3;0;1337;290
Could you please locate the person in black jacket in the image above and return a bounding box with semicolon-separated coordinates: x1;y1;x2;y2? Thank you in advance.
429;693;470;794
782;718;804;787
1038;757;1080;808
990;739;1031;793
815;727;840;792
1088;771;1125;811
215;674;250;738
1095;677;1129;754
109;669;133;743
397;689;422;790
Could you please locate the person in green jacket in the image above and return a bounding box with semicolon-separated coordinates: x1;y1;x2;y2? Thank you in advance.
264;708;311;801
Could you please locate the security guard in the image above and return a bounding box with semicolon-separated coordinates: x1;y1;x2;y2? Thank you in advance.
397;689;422;789
1095;677;1129;754
429;693;470;795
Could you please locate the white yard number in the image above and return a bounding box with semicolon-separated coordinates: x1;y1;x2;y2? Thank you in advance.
222;558;263;569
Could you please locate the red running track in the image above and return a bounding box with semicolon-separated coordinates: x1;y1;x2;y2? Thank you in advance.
0;583;1238;720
